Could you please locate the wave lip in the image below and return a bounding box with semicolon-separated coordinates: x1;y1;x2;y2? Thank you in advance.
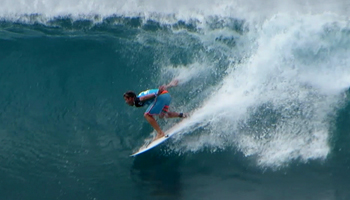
1;0;349;24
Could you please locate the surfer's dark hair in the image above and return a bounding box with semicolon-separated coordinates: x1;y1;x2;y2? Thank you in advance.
123;91;136;98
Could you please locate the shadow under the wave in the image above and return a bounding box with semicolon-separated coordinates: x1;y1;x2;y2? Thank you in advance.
130;149;182;200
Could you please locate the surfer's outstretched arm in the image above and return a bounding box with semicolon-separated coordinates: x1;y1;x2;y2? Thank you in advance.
165;79;179;89
158;79;178;93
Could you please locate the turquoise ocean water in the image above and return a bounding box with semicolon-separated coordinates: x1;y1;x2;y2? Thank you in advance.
1;0;350;199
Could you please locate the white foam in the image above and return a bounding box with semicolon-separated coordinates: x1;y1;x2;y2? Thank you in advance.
1;0;349;24
167;13;350;168
161;63;213;85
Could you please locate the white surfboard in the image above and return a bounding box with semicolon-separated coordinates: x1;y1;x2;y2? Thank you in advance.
130;122;183;157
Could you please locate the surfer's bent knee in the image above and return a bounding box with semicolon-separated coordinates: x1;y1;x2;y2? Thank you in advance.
144;113;154;119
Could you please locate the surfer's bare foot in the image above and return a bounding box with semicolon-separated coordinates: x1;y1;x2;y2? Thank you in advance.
153;132;165;141
179;113;188;118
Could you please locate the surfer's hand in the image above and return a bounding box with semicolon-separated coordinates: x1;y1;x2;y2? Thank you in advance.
168;79;179;87
163;79;179;90
158;79;178;94
158;85;166;94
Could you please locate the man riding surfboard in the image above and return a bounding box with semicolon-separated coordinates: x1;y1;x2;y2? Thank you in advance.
123;80;187;141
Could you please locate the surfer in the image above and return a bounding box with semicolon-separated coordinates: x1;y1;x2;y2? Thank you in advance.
123;79;187;141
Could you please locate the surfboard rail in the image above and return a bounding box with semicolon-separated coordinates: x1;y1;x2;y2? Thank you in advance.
130;135;169;156
130;121;184;156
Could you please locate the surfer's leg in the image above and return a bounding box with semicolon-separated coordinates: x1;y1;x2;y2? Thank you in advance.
144;93;171;140
159;112;165;119
144;98;166;139
144;113;165;139
165;112;188;118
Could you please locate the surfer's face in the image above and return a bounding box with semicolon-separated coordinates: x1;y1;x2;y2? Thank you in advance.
124;96;134;106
